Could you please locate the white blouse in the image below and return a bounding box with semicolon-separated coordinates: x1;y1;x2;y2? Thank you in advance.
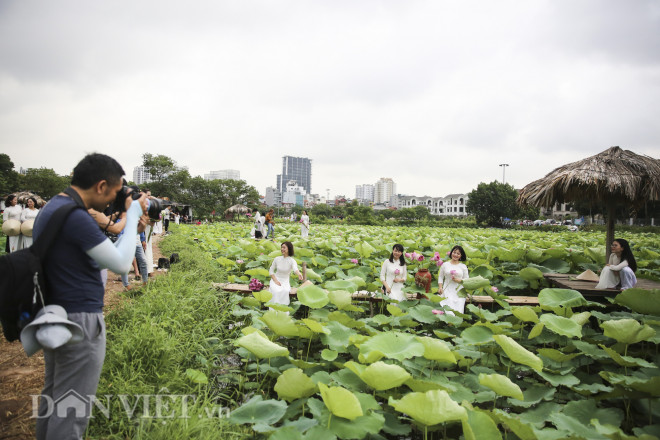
269;256;299;283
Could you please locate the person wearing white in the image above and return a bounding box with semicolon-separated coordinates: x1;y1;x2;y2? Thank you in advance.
20;197;39;248
269;241;303;307
380;244;407;301
437;245;470;315
253;210;264;239
174;212;180;224
595;238;638;290
3;194;23;252
300;210;310;239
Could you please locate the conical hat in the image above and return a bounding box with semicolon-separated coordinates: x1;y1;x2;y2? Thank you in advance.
2;219;21;236
21;219;34;237
576;269;600;282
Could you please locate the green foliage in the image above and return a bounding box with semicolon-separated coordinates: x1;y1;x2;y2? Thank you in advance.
466;181;527;226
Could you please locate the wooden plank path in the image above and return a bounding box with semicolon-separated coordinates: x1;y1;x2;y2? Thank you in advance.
544;273;660;299
212;283;541;309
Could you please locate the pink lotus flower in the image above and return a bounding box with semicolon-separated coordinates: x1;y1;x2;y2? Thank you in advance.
491;286;499;293
431;252;441;261
432;309;445;315
446;251;451;256
450;270;457;275
236;259;244;264
436;260;444;267
395;269;400;275
405;252;412;259
417;255;425;262
411;252;419;261
351;258;359;264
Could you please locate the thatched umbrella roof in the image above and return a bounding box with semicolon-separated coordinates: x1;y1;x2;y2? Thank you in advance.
225;204;249;214
12;191;47;208
518;146;660;259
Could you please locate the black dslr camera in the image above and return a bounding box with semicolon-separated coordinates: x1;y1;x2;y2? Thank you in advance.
114;186;166;221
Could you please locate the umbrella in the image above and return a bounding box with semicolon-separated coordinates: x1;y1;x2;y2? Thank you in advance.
517;146;660;259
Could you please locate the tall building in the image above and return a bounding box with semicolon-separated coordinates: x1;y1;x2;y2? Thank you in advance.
276;156;312;194
355;184;375;202
133;166;152;185
374;178;396;205
204;169;240;181
265;186;281;207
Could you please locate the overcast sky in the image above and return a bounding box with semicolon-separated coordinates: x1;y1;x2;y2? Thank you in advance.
1;0;659;199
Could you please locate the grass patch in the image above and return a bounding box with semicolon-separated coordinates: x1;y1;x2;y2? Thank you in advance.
88;230;250;439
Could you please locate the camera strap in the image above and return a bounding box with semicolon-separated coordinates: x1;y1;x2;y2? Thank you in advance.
63;187;86;209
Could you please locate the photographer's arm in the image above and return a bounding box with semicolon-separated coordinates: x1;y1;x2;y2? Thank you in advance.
86;200;143;273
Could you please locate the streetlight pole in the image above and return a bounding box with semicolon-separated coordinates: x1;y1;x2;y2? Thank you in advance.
499;164;509;184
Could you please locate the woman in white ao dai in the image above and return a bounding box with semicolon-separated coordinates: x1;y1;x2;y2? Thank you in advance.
437;245;469;315
380;244;407;301
269;241;304;306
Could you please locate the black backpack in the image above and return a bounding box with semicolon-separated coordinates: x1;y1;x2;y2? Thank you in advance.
0;201;84;341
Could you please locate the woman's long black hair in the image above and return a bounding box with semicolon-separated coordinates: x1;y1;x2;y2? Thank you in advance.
614;238;637;272
389;244;405;265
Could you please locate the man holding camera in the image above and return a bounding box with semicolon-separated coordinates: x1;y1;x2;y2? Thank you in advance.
32;154;148;440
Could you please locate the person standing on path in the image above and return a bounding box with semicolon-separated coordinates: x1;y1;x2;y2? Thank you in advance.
265;209;275;239
32;153;148;440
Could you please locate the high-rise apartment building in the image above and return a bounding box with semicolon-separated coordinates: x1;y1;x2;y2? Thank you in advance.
204;169;240;181
276;156;312;194
133;166;152;185
355;184;375;202
374;178;396;205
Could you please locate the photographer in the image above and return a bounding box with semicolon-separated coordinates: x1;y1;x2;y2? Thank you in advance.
31;154;148;439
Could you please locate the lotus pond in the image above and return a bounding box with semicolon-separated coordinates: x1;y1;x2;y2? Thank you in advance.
180;223;660;439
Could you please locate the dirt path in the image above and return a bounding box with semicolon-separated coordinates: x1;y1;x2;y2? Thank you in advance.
0;234;167;439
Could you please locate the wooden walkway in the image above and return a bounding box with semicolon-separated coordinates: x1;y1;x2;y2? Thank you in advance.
544;274;660;299
212;283;541;309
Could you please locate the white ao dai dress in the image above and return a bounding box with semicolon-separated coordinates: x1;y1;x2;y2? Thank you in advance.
300;215;310;238
20;207;39;248
595;253;637;290
438;262;469;315
380;259;407;301
269;256;299;306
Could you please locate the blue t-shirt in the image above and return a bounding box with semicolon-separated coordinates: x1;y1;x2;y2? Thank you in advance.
32;195;108;313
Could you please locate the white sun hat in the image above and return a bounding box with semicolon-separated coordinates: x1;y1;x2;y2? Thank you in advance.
20;219;34;237
20;305;84;356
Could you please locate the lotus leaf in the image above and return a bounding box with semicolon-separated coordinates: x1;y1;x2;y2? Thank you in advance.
260;311;301;337
537;348;580;363
471;265;494;279
387;304;405;316
297;284;330;309
462;276;491;291
407;305;439;324
318;382;363;421
570;311;591;326
416;336;457;363
562;399;624;428
235;332;289;359
539;258;570;273
599;345;657;368
491;334;543;371
252;290;273;303
327;290;352;310
404;377;455;393
321;349;338;361
245;268;270;278
549;413;607;439
360;331;425;362
538;288;586;309
319;320;353;351
512;306;539;323
359;361;411;390
324;279;358;293
536;370;580;387
493;409;537;440
228;395;287;425
614;288;660;315
462;407;503;440
302;318;329;334
304;268;323;282
479;373;524;400
502;276;528;290
461;325;495;345
519;267;544;281
601;318;656;345
274;368;317;402
241;296;261;308
467;304;499;322
539;314;582;338
508;385;556;408
389;389;468;426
